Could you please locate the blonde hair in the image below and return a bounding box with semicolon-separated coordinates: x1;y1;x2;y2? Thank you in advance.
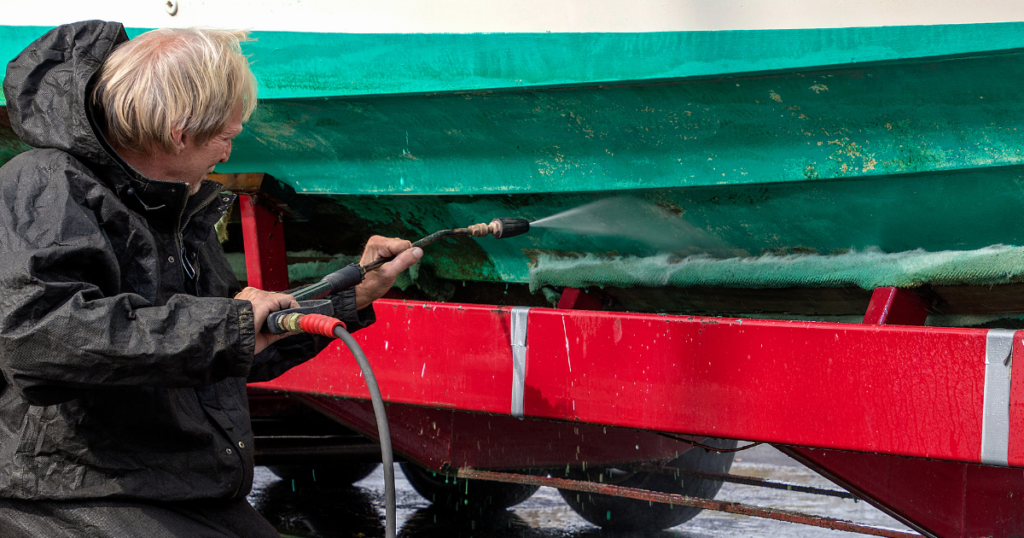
91;28;258;154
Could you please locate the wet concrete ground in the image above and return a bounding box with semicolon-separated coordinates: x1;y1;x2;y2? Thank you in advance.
248;444;917;537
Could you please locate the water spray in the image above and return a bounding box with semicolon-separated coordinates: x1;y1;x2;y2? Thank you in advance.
261;217;529;538
530;196;735;256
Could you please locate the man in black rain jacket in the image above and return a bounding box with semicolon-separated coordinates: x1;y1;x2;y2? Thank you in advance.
0;21;422;536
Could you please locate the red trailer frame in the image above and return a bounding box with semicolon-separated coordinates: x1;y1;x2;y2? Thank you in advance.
238;191;1024;538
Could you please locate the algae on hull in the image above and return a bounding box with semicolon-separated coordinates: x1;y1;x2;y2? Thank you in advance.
528;245;1024;292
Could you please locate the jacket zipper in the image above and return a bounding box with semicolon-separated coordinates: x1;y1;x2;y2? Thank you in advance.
178;186;246;496
174;186;223;292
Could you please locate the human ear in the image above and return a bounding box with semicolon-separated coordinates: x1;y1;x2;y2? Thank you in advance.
171;128;187;153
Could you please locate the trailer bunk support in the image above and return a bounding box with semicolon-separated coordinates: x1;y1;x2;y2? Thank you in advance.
238;193;289;292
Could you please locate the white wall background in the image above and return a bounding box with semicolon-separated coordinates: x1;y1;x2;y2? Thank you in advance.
2;0;1024;33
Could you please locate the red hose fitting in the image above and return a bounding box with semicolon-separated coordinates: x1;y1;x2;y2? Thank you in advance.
298;313;347;337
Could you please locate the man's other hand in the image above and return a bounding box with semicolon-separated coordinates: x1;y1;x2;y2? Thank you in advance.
235;287;300;354
356;235;422;309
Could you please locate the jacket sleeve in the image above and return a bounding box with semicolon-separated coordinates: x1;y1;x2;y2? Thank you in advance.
246;287;376;383
0;163;256;406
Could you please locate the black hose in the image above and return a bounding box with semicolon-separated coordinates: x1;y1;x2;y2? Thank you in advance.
334;325;396;538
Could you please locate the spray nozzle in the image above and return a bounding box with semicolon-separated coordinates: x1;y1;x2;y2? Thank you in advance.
489;218;530;239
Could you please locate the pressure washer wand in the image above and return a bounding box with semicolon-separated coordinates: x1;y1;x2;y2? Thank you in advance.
364;217;530;271
290;218;530;301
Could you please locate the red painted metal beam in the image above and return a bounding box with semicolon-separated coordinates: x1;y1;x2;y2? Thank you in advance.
781;446;1024;538
863;287;930;325
1008;334;1024;466
768;287;1024;538
252;300;1014;467
238;194;289;291
557;287;604;310
298;396;697;471
253;295;1024;535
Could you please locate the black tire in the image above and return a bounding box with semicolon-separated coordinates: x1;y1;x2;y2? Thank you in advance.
400;463;539;514
269;463;379;487
558;438;738;531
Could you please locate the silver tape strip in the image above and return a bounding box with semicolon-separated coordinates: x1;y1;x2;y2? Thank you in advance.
981;329;1015;466
510;306;531;418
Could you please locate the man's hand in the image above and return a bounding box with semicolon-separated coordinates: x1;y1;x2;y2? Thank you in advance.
356;235;422;309
235;287;300;354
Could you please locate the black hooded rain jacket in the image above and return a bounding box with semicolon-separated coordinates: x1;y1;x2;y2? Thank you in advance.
0;21;372;502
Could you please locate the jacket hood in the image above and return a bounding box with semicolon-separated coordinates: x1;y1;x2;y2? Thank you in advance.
1;21;208;219
3;21;128;168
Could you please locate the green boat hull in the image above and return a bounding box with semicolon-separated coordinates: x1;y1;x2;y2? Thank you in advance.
273;163;1024;283
226;48;1024;195
4;25;1024;316
241;48;1024;298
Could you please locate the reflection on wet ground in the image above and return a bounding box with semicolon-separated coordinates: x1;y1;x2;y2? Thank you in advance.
248;445;915;537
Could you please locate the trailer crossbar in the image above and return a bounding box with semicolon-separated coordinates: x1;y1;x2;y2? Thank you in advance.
636;463;857;499
458;469;920;537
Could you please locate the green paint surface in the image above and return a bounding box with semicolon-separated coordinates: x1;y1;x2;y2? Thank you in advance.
5;22;1024;106
282;161;1024;286
218;49;1024;196
236;23;1024;100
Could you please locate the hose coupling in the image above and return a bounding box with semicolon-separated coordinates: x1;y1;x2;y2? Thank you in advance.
275;312;305;333
466;222;491;237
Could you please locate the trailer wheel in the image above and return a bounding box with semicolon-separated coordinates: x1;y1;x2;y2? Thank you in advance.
558;438;738;531
401;463;539;514
269;463;380;487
